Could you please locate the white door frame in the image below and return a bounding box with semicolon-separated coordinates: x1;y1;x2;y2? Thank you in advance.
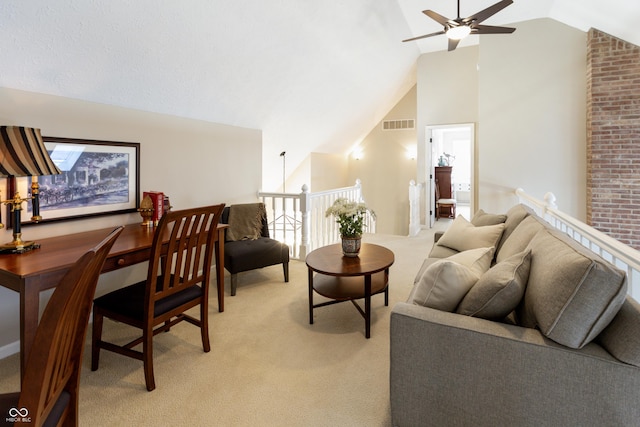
423;123;476;227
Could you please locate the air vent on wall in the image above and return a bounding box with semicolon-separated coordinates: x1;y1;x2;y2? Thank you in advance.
382;119;415;131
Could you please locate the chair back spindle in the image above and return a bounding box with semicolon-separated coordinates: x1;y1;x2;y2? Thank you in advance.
148;207;218;309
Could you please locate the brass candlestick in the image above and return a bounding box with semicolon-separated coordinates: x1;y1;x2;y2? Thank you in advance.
0;191;36;251
30;177;42;222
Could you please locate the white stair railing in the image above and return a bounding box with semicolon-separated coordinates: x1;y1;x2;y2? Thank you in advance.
516;188;640;299
256;191;303;258
258;180;375;259
408;180;422;237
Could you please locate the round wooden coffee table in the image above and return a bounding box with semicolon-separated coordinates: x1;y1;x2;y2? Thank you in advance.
306;243;394;338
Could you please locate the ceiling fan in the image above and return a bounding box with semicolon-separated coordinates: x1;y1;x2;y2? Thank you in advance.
403;0;516;51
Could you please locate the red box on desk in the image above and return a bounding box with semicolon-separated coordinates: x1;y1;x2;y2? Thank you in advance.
143;191;164;225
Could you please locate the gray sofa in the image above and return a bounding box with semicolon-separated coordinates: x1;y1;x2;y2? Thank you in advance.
390;204;640;426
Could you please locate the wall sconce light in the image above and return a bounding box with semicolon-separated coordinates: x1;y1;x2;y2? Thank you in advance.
406;147;417;160
0;126;62;253
352;148;363;160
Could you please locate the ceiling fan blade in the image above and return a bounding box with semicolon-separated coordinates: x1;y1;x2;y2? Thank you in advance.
448;38;461;51
471;24;516;34
423;9;453;26
463;0;513;25
402;30;446;43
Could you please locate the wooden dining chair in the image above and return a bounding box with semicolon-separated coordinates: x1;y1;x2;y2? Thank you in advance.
0;226;123;427
435;178;456;220
91;204;225;391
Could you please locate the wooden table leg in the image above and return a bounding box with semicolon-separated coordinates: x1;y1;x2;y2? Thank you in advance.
308;268;314;325
365;274;372;339
215;230;225;313
20;280;40;382
384;268;389;306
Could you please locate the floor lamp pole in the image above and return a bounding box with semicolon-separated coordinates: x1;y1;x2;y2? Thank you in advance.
272;150;301;243
280;151;286;193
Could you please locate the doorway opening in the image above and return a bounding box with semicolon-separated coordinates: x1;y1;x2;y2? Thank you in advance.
424;123;475;227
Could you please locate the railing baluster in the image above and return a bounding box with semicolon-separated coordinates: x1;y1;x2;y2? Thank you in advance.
257;180;374;259
271;196;277;239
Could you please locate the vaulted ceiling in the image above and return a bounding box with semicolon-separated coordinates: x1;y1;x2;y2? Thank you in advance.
1;1;637;189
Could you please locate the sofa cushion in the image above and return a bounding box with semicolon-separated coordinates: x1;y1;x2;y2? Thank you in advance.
408;247;493;312
413;250;491;291
496;204;534;254
596;297;640;367
428;244;459;259
471;209;507;227
496;215;546;263
518;227;627;349
435;216;504;254
457;250;531;320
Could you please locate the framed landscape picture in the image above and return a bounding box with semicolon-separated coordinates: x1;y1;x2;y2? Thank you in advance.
8;137;140;226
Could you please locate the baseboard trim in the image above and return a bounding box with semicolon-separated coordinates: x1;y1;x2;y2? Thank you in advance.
0;341;19;360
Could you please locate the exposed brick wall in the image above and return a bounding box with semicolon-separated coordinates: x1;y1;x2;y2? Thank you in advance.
587;29;640;249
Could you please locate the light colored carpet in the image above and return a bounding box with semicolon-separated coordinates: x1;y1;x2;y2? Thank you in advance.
0;222;449;426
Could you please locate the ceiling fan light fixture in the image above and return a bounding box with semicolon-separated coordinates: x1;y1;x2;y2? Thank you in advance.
446;25;471;40
403;0;515;51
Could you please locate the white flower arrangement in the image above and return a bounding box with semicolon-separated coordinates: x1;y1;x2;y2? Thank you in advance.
325;198;375;237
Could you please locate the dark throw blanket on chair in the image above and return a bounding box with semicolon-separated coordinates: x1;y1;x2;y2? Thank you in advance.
226;203;265;241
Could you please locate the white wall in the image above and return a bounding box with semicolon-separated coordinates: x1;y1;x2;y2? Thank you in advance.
416;18;587;220
347;86;417;236
417;46;479;224
0;87;262;353
310;153;348;192
478;19;587;217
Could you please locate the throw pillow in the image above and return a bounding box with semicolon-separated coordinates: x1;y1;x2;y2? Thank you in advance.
428;244;458;259
408;247;493;312
496;204;534;254
436;215;504;254
518;227;627;349
471;209;507;227
496;215;546;263
457;250;531;320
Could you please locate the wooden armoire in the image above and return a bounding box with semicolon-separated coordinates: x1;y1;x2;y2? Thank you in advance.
435;166;455;218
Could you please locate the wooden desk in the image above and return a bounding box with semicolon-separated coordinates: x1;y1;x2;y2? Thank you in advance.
0;223;228;379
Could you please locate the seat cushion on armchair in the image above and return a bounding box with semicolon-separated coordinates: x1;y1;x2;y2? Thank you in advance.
224;237;289;274
518;227;627;349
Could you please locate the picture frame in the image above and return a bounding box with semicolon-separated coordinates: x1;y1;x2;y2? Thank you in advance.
7;137;140;226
